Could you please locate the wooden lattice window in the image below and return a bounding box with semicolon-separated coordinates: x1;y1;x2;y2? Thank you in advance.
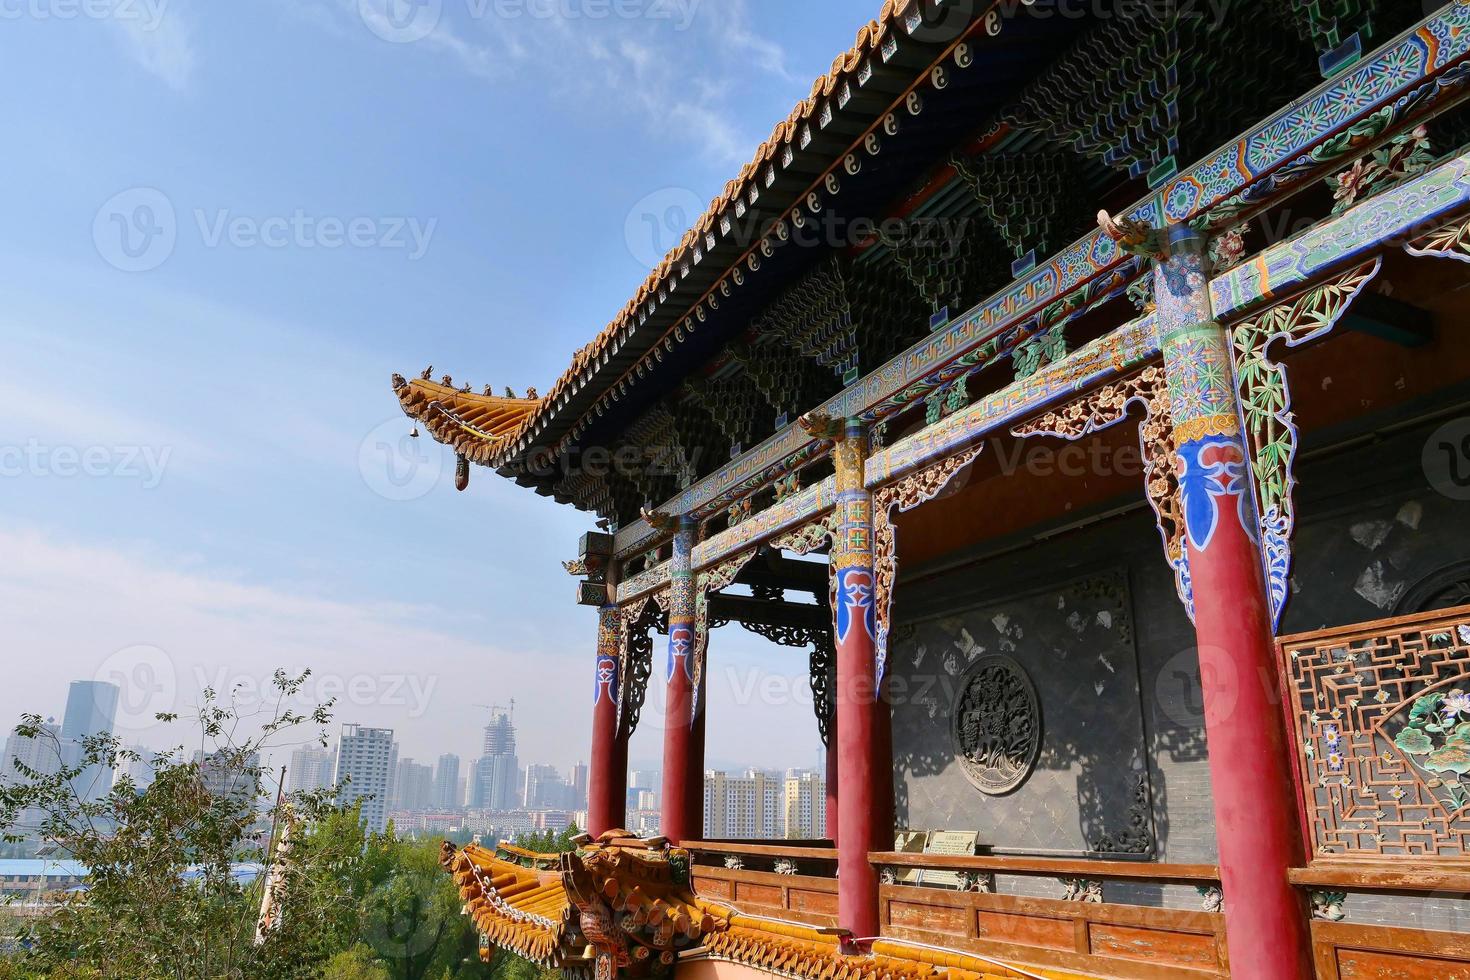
1279;605;1470;862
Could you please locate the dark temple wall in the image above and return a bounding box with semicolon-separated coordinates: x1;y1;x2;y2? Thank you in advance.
886;414;1470;913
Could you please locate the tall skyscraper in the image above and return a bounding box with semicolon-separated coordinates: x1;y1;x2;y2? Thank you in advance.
393;758;434;812
571;761;589;809
433;753;461;810
334;725;397;833
1;718;62;837
286;747;335;795
470;706;518;810
60;681;120;803
522;764;561;808
1;719;62;784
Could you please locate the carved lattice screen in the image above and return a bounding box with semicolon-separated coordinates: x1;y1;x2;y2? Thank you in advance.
1279;605;1470;862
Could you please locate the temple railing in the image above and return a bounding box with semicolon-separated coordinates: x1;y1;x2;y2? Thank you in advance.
685;840;840;928
867;852;1227;979
1285;864;1470;975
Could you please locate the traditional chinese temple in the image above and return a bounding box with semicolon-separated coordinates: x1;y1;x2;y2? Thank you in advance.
400;2;1470;976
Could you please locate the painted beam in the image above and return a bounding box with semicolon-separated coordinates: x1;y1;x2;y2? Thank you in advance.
675;150;1470;575
1212;149;1470;318
612;3;1470;560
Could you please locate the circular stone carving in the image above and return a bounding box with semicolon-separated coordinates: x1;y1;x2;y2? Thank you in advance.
951;655;1042;796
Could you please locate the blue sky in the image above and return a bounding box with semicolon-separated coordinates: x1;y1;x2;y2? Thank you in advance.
0;0;865;777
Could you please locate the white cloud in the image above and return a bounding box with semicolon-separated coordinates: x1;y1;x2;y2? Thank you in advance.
0;523;827;775
304;0;793;168
0;525;586;765
109;8;197;91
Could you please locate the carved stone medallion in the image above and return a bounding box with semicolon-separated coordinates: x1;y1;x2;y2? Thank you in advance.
951;655;1042;796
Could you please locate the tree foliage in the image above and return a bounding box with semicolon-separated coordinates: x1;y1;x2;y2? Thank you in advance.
0;670;564;980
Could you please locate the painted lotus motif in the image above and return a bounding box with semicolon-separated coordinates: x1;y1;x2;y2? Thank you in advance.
1394;689;1470;809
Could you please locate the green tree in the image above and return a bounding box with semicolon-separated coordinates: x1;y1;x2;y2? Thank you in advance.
0;672;573;980
0;671;350;979
359;837;485;980
508;823;581;856
321;944;390;980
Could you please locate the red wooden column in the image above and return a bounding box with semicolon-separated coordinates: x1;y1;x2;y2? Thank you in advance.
588;605;624;836
687;665;708;838
825;736;839;843
1150;223;1313;978
809;414;886;942
659;516;698;844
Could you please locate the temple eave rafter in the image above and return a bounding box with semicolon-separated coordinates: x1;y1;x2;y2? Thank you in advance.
392;373;542;468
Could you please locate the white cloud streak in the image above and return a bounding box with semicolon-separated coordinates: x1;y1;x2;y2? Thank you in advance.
0;525;586;766
311;0;793;167
108;4;197;91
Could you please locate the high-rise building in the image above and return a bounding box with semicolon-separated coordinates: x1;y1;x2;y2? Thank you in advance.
334;725;397;833
522;764;562;808
470;707;518;810
1;719;62;784
60;681;120;803
1;718;63;838
470;754;518;809
116;744;160;793
703;770;783;840
570;761;589;809
782;769;826;839
393;758;434;812
286;747;335;795
433;754;461;810
192;748;261;825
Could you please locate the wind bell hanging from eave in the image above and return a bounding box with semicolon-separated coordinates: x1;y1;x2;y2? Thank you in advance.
456;453;470;492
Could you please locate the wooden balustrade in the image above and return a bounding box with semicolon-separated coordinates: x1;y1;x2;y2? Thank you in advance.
1288;863;1470;895
866;852;1228;980
684;840;837;864
685;841;840;928
1285;862;1470;978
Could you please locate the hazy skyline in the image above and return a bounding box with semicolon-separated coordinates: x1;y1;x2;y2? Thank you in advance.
1;0;845;773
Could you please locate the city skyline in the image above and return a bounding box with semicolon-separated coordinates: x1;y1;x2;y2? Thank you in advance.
3;673;828;856
1;674;817;812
